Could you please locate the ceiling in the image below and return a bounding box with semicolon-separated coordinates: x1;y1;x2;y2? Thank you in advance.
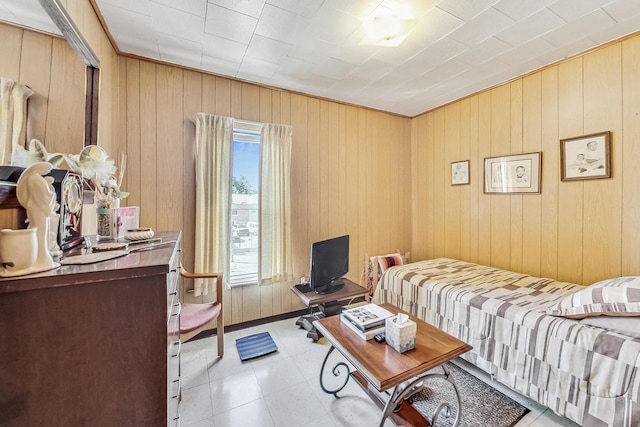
2;1;640;117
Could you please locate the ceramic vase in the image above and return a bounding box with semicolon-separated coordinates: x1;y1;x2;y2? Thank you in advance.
0;228;38;275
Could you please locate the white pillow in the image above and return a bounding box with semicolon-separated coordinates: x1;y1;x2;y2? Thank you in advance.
580;317;640;339
546;276;640;319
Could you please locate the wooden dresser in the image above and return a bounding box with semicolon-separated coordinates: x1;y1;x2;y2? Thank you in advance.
0;230;182;427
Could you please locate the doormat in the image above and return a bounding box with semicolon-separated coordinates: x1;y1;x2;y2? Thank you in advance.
235;331;278;361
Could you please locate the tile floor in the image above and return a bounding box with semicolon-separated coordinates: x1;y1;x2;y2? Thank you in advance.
179;317;580;427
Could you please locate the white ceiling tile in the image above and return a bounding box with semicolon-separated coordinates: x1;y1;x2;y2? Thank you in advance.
604;0;640;22
117;37;160;60
493;0;556;21
401;37;468;71
549;0;616;23
537;37;596;64
589;17;640;45
407;58;470;89
266;0;326;18
496;8;565;47
459;58;510;81
314;57;358;80
287;38;334;64
329;74;375;92
254;3;309;44
0;4;18;24
455;37;512;66
150;2;205;43
98;0;151;15
152;0;207;17
543;9;616;47
437;0;499;21
323;0;381;18
205;4;257;44
237;56;279;80
100;4;157;44
246;35;292;64
201;54;240;76
157;33;203;69
0;0;61;35
202;34;247;63
393;6;464;56
497;38;555;66
330;35;377;66
448;7;515;46
349;58;396;81
208;0;266;19
306;3;362;45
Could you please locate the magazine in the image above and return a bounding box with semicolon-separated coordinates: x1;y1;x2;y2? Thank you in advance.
341;303;394;330
340;314;385;340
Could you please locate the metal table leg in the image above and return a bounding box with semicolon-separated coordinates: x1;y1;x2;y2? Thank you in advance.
318;346;351;397
378;363;462;427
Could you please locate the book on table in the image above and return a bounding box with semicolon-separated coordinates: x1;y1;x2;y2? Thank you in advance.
341;303;395;331
340;314;386;340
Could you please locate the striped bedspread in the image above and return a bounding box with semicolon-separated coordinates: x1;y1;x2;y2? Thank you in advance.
373;258;640;427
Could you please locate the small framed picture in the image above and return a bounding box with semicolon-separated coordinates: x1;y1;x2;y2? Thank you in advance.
451;160;469;185
484;152;541;194
560;131;611;181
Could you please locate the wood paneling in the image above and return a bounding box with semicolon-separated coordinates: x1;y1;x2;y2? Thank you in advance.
117;59;412;326
412;32;640;285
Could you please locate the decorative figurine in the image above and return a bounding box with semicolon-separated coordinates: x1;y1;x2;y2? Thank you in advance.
0;162;61;277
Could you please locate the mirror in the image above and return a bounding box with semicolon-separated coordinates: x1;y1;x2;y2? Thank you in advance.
37;0;100;147
0;0;99;165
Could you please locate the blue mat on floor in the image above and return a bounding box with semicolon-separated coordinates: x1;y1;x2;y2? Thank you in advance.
235;331;278;361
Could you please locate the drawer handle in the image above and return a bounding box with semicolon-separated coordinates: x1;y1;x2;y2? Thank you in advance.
171;376;181;399
170;340;182;358
170;302;181;317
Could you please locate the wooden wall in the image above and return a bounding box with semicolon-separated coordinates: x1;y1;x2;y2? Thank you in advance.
119;59;412;325
411;34;640;286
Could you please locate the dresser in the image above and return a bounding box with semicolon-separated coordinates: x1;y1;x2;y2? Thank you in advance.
0;231;182;426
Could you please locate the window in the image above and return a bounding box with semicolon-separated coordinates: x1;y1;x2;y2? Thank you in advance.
229;121;262;286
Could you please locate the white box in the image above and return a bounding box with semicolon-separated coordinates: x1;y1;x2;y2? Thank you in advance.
385;315;416;353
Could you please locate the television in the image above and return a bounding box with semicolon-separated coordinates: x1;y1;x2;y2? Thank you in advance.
309;235;349;294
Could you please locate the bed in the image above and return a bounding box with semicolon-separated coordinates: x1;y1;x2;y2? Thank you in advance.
372;257;640;427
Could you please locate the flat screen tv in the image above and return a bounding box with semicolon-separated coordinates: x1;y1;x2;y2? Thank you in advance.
310;235;349;294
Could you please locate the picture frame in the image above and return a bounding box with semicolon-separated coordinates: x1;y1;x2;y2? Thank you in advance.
560;131;611;181
451;160;470;185
484;152;541;194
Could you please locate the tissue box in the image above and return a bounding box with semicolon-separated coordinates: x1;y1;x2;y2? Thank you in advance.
385;315;416;353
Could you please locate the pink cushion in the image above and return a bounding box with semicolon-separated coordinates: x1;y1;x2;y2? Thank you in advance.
180;302;221;334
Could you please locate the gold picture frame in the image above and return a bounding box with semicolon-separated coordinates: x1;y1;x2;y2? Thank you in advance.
451;160;469;185
483;152;541;194
560;131;611;181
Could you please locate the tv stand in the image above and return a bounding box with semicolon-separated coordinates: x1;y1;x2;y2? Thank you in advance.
290;278;367;341
316;279;345;295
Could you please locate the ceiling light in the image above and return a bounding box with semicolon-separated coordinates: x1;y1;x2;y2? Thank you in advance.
360;5;417;47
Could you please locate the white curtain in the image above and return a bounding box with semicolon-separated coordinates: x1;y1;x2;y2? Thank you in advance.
259;123;293;285
0;78;34;165
193;113;233;296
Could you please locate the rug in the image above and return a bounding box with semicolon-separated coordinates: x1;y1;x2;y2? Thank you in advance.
235;331;278;361
410;362;528;427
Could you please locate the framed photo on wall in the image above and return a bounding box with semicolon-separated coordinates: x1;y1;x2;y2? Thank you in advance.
451;160;469;185
560;131;611;181
484;152;541;194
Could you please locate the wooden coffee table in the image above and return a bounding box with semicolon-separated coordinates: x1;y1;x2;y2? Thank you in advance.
313;304;472;427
